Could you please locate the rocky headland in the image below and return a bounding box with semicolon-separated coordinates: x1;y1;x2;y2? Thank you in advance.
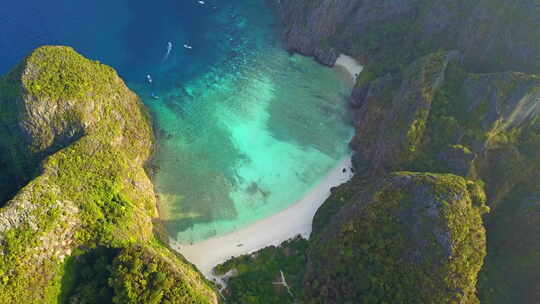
0;46;217;304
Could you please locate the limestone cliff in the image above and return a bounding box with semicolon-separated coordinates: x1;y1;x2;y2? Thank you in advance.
350;51;540;184
0;46;217;304
347;50;540;303
276;0;540;75
214;172;489;304
306;173;488;304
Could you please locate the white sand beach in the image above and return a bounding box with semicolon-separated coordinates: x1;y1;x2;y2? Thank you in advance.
335;54;364;81
171;156;354;279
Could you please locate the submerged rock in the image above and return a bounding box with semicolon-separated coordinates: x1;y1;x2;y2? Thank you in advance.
272;1;540;303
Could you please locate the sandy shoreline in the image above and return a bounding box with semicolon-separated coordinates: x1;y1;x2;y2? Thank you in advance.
335;54;364;81
170;54;363;281
171;156;354;279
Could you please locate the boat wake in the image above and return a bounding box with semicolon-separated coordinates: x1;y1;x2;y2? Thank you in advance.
162;41;173;63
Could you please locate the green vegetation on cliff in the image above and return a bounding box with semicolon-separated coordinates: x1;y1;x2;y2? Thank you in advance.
348;50;540;303
58;246;117;304
304;173;488;304
21;46;119;101
280;0;540;78
0;46;217;304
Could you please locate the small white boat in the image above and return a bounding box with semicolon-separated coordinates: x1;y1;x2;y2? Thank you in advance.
146;74;153;83
198;1;205;5
183;44;193;50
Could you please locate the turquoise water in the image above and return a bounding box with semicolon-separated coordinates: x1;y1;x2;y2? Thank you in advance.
144;4;354;243
1;1;354;244
150;53;354;243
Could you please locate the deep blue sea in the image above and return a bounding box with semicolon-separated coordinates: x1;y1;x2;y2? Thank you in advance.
1;0;354;243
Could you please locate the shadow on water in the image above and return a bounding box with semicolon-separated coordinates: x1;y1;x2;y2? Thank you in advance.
161;179;240;241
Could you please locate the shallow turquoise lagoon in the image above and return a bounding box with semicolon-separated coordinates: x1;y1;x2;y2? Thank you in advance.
142;6;354;244
149;52;353;243
1;0;354;244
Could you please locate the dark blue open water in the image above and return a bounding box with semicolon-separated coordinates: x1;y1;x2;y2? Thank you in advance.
1;0;240;84
1;1;354;243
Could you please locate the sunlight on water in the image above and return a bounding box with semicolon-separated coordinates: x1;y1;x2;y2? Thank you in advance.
1;0;354;244
144;29;354;243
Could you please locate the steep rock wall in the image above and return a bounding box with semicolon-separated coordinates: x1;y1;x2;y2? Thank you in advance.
0;46;217;304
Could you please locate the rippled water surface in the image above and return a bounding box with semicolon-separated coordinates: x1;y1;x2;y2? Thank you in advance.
1;0;353;243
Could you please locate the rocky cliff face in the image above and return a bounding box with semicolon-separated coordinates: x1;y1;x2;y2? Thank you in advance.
0;46;217;304
349;51;459;175
347;50;540;303
277;0;540;75
306;173;488;304
478;194;540;304
0;47;152;202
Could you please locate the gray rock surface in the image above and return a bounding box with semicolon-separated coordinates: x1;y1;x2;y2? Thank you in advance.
277;0;540;74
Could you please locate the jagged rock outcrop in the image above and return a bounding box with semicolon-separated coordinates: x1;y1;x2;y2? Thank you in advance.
0;46;217;304
305;172;488;304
